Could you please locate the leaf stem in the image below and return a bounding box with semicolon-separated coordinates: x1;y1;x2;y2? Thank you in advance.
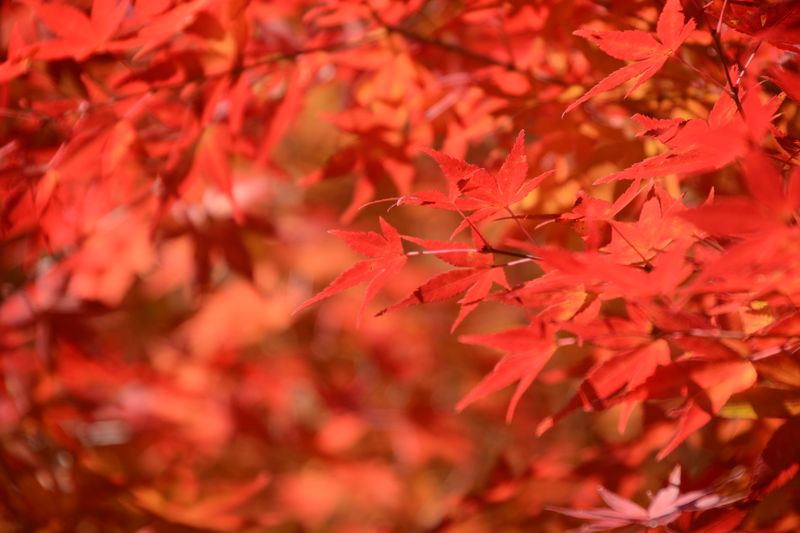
609;222;653;269
674;54;726;91
405;245;539;261
735;41;761;87
505;206;537;244
405;248;479;257
715;0;729;35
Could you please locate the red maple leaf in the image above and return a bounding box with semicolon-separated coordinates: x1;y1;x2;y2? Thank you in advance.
750;418;800;500
681;149;800;237
608;357;757;460
293;217;407;324
456;321;555;422
32;0;129;61
376;235;508;331
405;131;553;237
564;0;696;115
596;81;782;184
712;0;800;51
537;340;671;436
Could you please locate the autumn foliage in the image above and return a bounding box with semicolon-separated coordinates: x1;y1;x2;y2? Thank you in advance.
2;0;800;531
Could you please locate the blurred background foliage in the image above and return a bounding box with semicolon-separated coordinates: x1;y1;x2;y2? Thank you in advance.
1;0;799;531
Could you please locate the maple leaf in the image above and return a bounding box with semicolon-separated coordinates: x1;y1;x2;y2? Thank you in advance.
491;271;596;325
712;0;800;51
549;466;744;532
532;245;692;300
465;132;553;212
537;340;672;436
378;266;508;331
456;322;555;422
597;81;783;184
558;177;651;248
418;147;484;204
607;357;757;459
196;124;245;224
130;0;213;59
293;217;407;324
771;67;800;104
32;0;129;61
749;418;800;500
564;0;696;115
681;150;800;237
0;22;31;83
601;189;695;265
375;235;508;329
413;131;553;237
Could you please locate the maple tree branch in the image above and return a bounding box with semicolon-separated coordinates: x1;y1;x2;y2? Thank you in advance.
237;37;385;71
710;31;745;117
483;246;539;260
692;0;746;116
749;341;800;361
670;328;745;339
404;242;539;261
496;12;517;66
781;144;800;170
496;213;561;221
0;35;385;123
383;22;517;70
370;10;565;87
0;108;42;120
664;328;800;342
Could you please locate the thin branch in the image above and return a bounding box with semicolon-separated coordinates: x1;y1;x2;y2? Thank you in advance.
750;341;800;361
692;0;745;116
383;22;518;71
404;241;539;262
711;31;745;116
486;246;539;260
369;9;566;86
495;9;516;65
1;34;385;122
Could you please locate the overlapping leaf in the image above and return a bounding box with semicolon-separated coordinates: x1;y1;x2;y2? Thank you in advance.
294;218;407;324
407;131;553;237
607;357;757;459
550;466;744;532
565;0;695;114
597;82;782;184
456;322;555;422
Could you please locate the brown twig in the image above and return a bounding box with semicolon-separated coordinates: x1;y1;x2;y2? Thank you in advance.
369;8;565;86
692;0;746;116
